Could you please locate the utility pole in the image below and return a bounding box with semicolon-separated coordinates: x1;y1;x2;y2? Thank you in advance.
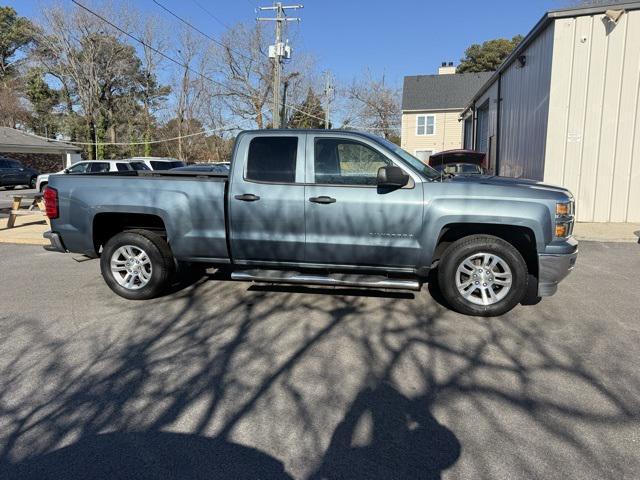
257;2;302;129
323;71;334;129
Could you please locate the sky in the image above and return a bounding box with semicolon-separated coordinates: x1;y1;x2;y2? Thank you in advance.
7;0;572;88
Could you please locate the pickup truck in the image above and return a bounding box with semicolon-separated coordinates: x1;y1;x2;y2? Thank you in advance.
42;130;578;316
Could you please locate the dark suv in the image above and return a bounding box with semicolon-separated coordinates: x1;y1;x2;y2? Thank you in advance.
0;157;40;189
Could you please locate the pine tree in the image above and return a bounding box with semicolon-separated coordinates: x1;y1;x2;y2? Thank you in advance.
287;88;326;129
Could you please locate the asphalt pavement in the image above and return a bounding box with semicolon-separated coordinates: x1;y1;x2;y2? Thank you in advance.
0;241;638;479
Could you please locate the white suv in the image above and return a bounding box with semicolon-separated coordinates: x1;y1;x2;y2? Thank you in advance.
36;160;150;192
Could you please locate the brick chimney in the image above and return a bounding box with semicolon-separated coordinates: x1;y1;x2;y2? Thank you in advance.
438;61;456;75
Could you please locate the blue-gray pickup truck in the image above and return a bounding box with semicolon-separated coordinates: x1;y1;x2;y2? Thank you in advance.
43;130;578;316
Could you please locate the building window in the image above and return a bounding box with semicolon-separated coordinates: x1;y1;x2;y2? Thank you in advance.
416;115;435;136
414;150;433;163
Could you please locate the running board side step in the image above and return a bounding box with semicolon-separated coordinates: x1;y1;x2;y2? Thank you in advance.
231;269;422;291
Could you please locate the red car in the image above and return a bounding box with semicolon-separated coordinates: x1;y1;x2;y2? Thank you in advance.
429;149;487;175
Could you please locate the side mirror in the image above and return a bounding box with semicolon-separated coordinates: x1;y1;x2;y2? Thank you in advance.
377;165;409;188
63;169;70;174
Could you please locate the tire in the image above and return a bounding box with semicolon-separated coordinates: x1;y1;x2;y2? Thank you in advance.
29;176;37;189
100;229;175;300
5;186;15;190
437;235;528;317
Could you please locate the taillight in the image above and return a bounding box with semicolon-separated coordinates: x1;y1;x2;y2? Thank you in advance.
43;187;59;219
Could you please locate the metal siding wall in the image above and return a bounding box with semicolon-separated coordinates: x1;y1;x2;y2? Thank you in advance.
545;12;640;222
499;23;554;180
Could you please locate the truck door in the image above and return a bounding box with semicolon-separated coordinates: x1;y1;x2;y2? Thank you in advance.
304;134;424;268
228;132;306;263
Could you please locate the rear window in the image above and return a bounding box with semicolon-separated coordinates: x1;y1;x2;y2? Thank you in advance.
150;161;185;170
246;137;297;183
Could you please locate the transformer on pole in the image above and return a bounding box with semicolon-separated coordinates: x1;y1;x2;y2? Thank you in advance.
257;2;302;129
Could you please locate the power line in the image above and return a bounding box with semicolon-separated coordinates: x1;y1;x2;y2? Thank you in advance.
69;0;326;125
151;0;264;62
190;0;231;30
31;124;248;147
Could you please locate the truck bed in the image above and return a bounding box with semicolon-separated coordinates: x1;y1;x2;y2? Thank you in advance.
49;171;229;261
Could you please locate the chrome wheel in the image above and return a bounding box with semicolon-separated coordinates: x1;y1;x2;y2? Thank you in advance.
110;245;152;290
455;252;512;306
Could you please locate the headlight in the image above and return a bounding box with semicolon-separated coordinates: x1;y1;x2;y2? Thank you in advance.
555;200;574;238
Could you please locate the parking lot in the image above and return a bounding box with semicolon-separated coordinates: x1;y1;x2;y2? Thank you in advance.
0;241;638;479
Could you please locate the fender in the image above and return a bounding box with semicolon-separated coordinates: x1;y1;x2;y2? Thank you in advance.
419;197;553;268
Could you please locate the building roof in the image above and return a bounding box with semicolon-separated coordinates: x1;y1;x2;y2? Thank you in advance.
402;72;493;111
461;1;640;115
0;127;82;154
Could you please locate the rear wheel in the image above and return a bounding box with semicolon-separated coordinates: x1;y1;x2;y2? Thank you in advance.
437;235;528;316
100;230;175;300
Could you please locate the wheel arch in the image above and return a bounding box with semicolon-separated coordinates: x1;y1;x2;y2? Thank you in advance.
431;222;539;279
93;212;167;255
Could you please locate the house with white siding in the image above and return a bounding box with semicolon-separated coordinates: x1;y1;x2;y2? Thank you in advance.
460;1;640;223
401;66;490;162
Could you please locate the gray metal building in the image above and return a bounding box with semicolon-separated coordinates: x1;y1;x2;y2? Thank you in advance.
461;2;640;222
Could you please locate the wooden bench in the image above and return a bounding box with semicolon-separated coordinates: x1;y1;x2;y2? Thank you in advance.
7;194;50;229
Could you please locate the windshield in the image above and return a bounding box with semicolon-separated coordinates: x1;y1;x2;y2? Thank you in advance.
373;138;441;181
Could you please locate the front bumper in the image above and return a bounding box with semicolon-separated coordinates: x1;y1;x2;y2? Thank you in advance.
43;230;67;253
537;250;578;297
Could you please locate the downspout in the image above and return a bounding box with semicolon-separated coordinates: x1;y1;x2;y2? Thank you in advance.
495;72;502;176
471;105;477;149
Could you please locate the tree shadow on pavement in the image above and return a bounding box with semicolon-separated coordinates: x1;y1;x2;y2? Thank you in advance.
0;271;638;479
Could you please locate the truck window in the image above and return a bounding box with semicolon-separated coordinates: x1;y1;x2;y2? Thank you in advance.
116;163;131;171
314;138;392;186
246;137;297;183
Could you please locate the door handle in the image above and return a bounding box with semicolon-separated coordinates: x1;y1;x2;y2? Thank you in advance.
235;193;260;202
309;196;336;204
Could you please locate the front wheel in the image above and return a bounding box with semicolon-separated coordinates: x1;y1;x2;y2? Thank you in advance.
100;230;175;300
437;235;528;317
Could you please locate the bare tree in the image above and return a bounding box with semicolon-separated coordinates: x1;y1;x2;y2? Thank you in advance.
165;27;216;160
343;71;401;141
212;22;273;129
133;13;170;156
